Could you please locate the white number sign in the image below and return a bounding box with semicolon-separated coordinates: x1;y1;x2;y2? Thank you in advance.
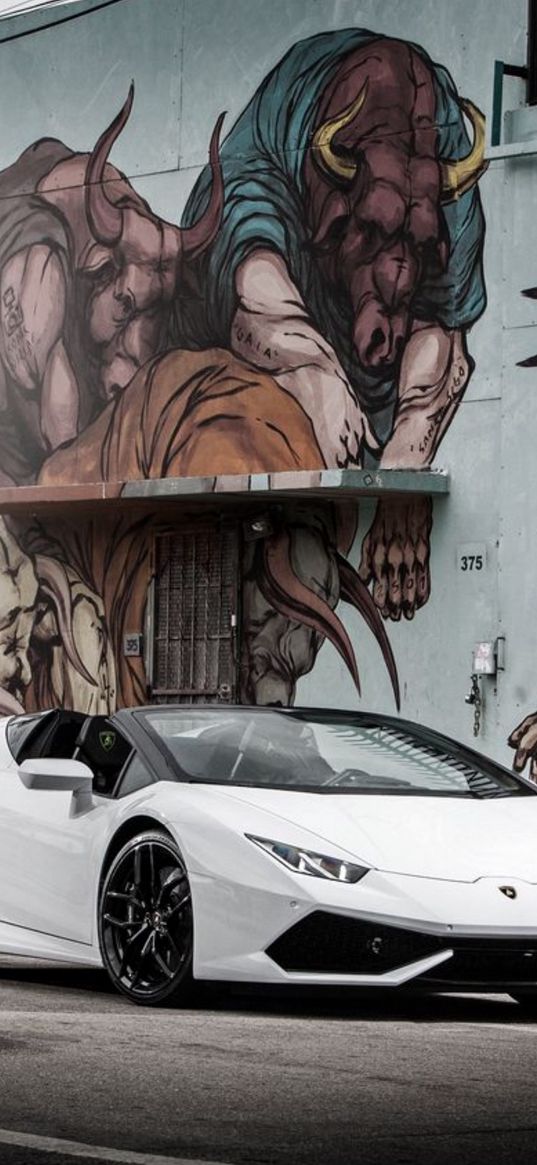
456;543;487;574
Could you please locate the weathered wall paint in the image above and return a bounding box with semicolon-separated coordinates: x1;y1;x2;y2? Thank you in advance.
0;0;534;775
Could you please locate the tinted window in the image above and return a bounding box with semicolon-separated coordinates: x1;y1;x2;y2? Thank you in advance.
116;753;154;798
6;712;53;762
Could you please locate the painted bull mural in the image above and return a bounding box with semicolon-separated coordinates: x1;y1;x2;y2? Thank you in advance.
0;27;488;719
181;29;487;620
240;505;399;708
0;85;224;486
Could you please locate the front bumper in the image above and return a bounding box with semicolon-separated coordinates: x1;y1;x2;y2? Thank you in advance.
267;910;537;990
191;866;537;990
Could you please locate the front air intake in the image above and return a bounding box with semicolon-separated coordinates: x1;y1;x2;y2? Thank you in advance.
266;912;443;974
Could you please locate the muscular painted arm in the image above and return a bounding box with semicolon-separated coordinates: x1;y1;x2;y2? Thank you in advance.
380;323;470;470
0;245;79;453
359;323;471;620
232;250;376;467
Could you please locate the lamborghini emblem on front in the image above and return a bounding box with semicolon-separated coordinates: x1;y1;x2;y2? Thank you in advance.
499;886;517;899
99;731;116;753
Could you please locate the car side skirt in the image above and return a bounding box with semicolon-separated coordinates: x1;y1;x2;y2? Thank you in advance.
0;919;103;966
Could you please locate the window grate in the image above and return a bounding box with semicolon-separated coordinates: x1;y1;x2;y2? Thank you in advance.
152;525;239;704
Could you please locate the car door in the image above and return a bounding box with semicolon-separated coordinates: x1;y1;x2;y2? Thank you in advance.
0;714;116;945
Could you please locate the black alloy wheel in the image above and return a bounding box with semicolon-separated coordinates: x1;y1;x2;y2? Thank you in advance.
99;830;193;1005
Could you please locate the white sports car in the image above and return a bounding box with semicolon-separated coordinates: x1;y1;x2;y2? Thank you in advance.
1;704;537;1008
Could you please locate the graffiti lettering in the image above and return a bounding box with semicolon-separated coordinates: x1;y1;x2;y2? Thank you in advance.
2;285;24;338
233;322;275;362
1;286;32;373
417;400;452;456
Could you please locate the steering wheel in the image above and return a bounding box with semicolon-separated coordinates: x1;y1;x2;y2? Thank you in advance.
322;768;414;789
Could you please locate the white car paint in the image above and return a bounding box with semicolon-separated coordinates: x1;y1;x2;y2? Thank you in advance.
1;715;537;989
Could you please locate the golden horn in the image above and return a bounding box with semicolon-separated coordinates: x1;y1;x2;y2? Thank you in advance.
312;81;369;182
441;99;488;202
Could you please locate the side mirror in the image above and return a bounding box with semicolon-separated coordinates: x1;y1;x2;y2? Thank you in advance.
19;758;94;792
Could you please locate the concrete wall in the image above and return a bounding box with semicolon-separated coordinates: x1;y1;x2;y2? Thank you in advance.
0;0;535;775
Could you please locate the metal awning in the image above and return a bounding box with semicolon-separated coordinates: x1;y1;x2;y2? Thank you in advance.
124;467;450;500
0;468;449;515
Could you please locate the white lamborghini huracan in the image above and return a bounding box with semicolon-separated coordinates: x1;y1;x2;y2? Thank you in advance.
1;704;537;1008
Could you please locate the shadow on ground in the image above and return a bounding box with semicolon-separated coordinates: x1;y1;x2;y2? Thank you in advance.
0;958;529;1024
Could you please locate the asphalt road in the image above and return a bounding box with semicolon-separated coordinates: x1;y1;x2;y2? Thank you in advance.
0;958;536;1165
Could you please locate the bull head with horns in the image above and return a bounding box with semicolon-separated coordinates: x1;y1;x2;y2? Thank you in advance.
304;40;487;373
240;506;400;708
40;85;225;406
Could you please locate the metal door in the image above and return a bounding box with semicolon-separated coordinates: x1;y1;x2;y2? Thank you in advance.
151;524;239;703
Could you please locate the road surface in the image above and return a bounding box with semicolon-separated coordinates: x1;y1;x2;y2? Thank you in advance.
0;957;536;1165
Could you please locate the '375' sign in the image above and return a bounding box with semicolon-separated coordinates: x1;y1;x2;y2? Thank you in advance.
456;543;487;573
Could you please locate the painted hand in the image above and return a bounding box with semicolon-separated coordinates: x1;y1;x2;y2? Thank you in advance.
508;714;537;781
318;382;379;469
358;496;432;620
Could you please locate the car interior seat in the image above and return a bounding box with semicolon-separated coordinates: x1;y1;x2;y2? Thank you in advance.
73;716;132;796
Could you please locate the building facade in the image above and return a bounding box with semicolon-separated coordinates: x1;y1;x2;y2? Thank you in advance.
0;0;535;774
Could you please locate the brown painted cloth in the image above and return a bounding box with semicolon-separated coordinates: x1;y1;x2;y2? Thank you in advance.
39;348;325;486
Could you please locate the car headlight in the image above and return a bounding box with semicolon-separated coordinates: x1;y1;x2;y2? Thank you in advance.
246;835;368;883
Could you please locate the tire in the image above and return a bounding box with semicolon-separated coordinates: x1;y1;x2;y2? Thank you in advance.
98;830;193;1006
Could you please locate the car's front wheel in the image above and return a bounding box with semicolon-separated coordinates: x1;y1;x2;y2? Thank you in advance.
99;830;193;1006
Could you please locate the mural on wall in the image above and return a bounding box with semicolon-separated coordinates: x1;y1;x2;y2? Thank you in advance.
0;512;153;717
0;515;114;716
508;715;537;780
240;504;400;708
1;500;401;717
0;85;226;487
182;29;487;620
0;26;488;715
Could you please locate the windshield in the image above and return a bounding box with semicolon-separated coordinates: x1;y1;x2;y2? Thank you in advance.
141;710;528;798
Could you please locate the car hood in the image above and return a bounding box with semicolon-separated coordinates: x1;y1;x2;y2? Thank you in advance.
214;786;537;882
